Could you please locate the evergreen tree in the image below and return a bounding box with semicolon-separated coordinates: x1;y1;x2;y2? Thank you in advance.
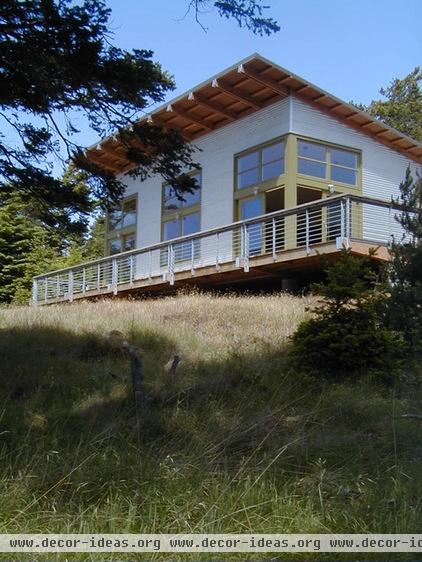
291;250;400;383
0;195;62;303
0;0;279;235
388;167;422;357
352;67;422;141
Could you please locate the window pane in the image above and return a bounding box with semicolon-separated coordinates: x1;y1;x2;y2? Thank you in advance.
122;199;136;227
240;196;263;220
108;208;122;231
331;148;357;168
331;165;357;185
298;158;326;178
179;172;201;207
298;140;326;162
182;213;200;235
237;151;259;172
163;219;179;240
262;159;284;181
109;238;121;255
237;168;260;189
163;185;182;211
262;142;284;164
123;234;135;251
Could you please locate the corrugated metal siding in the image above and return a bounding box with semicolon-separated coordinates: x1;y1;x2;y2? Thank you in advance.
291;98;419;241
120;98;290;247
120;96;419;249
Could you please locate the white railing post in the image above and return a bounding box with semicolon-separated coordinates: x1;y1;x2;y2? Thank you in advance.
32;278;38;305
340;199;345;239
305;209;311;255
345;196;351;244
243;224;249;273
148;249;152;284
215;232;221;272
129;255;135;287
97;263;101;291
191;239;195;276
82;267;86;294
112;258;118;295
272;218;277;261
56;275;60;299
44;277;48;303
68;270;73;302
168;244;175;285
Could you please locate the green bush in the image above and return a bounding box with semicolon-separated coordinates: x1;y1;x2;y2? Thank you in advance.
291;306;402;383
291;249;402;383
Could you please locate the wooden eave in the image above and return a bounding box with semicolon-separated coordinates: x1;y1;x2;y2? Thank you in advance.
86;54;422;173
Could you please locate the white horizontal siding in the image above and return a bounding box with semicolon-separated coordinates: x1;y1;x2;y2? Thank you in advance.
119;95;419;250
291;97;420;242
119;98;290;248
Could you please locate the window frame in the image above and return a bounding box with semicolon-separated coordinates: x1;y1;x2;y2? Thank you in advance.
161;169;202;243
234;138;286;193
296;137;360;188
105;195;138;256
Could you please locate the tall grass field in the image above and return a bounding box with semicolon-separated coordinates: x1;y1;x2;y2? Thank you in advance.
0;292;421;560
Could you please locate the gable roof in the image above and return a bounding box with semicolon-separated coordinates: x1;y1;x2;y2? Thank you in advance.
86;53;422;173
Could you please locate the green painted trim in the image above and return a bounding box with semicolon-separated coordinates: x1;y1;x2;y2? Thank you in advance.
161;169;202;242
234;137;286;192
105;194;138;256
295;135;362;194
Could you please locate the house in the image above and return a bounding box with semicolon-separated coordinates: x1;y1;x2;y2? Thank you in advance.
32;54;422;305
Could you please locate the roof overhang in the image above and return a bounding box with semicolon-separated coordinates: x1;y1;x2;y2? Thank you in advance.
86;53;422;173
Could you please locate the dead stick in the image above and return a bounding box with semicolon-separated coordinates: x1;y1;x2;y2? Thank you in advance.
168;355;180;376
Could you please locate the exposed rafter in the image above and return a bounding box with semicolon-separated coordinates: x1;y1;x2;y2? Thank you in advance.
237;64;289;97
188;92;236;121
211;78;262;109
166;104;215;131
147;112;194;141
84;54;422;173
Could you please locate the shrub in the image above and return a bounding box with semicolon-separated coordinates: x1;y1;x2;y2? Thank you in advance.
291;249;402;383
291;306;401;383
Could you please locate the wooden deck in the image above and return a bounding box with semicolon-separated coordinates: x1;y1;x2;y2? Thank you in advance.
32;194;399;305
37;239;389;305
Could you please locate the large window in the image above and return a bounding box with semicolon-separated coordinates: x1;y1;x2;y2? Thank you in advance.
236;140;285;189
107;197;137;255
297;140;358;186
162;171;201;262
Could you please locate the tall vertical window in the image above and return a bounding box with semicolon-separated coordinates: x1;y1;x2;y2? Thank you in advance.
236;140;285;189
162;171;201;262
297;139;358;186
107;197;137;255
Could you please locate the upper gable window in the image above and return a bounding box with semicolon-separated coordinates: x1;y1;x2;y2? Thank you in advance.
108;198;137;232
163;171;201;213
330;148;358;185
298;140;358;186
236;140;285;189
298;140;326;178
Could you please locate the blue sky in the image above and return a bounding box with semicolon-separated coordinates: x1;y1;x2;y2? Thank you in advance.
106;0;421;109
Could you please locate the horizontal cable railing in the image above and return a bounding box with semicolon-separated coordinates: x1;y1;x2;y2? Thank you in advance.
32;194;405;304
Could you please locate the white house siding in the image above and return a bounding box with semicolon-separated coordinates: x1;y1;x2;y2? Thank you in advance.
119;96;420;268
291;97;420;244
119;97;290;275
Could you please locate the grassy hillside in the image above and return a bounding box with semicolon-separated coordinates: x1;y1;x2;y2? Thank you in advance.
0;293;421;561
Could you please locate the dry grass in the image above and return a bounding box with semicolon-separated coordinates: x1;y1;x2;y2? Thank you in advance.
0;292;421;561
2;291;315;357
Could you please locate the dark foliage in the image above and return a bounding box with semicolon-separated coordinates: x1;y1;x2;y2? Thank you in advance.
0;0;279;235
291;250;401;383
388;167;422;359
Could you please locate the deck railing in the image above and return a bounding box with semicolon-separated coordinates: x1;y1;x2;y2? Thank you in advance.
32;194;404;305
